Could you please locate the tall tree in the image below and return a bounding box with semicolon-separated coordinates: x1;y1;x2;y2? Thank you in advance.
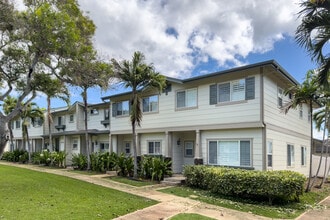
0;0;97;157
111;51;166;177
61;51;113;169
296;0;330;87
20;102;45;162
284;70;321;192
2;96;18;151
32;74;70;151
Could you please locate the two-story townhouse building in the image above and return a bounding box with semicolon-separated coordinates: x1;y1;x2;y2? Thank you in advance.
102;60;311;175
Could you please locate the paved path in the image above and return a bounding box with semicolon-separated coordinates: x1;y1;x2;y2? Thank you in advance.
1;162;329;220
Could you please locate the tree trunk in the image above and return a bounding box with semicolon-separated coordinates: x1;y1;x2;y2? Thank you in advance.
8;120;14;151
25;125;32;162
47;97;53;151
83;89;90;170
0;117;9;158
132;123;138;177
306;102;315;192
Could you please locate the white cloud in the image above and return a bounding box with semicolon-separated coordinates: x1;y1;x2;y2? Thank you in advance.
79;0;301;78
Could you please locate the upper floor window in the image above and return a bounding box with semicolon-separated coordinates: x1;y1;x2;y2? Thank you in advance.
210;77;255;105
33;117;43;127
15;120;21;129
69;114;74;123
278;87;283;108
143;95;158;113
176;88;197;109
299;104;303;119
104;108;110;120
208;140;251;167
112;100;129;117
57;116;63;125
90;108;99;115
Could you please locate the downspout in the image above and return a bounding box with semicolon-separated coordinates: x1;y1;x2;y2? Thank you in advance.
260;66;267;171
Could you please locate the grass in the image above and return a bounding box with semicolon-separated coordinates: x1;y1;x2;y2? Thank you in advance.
159;181;330;219
170;213;216;220
0;164;157;219
105;176;157;187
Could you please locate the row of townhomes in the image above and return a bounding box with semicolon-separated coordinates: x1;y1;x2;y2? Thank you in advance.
6;60;311;175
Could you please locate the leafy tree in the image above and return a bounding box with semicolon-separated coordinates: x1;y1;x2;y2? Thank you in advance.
61;51;113;169
0;0;97;157
32;74;70;151
111;51;166;177
296;0;330;87
284;70;321;192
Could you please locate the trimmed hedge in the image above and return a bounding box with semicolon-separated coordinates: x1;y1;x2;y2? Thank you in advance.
183;165;306;204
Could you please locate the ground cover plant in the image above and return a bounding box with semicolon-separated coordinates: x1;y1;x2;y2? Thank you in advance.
0;164;157;219
159;180;330;219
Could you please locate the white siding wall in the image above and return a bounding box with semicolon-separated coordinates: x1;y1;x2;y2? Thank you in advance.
267;129;310;176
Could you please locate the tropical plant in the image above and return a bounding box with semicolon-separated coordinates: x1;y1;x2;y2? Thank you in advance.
114;153;134;177
139;156;172;181
283;70;321;192
111;51;166;177
2;96;17;151
296;0;330;87
72;153;87;170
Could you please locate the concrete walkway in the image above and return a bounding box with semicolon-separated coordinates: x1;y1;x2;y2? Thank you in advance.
1;162;329;220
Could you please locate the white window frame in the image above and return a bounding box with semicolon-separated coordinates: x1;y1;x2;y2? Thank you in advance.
208;139;251;167
15;120;21;129
72;139;78;150
176;88;198;109
116;101;129;116
218;79;246;103
299;104;303;119
100;142;109;152
301;146;307;166
278;87;283;108
267;140;273;168
287;144;295;167
69;114;74;123
184;141;194;157
124;141;131;155
148;140;161;155
142;95;159;113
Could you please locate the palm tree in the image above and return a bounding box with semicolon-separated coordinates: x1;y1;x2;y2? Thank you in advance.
111;51;166;177
32;74;70;151
20;102;45;162
284;70;321;192
296;0;330;87
2;96;17;151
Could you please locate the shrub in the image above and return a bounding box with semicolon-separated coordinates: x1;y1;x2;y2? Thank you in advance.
56;151;67;168
114;153;134;177
72;153;87;170
1;151;15;162
139;156;172;181
13;149;27;162
90;152;117;173
18;151;29;163
183;165;306;204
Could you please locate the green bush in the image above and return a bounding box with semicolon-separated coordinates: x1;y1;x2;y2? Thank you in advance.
139;156;172;181
13;149;27;162
72;153;87;170
90;152;117;172
1;151;15;162
183;165;306;204
115;153;134;177
18;151;29;163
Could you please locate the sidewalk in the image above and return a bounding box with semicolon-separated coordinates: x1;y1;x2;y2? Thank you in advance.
1;162;329;220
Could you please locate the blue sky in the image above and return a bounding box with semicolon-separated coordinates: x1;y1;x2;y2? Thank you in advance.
29;0;317;109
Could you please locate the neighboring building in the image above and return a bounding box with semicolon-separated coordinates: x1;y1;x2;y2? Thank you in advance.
6;60;312;175
313;139;330;156
102;60;311;175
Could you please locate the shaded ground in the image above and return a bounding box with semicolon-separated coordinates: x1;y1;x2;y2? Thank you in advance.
1;161;329;220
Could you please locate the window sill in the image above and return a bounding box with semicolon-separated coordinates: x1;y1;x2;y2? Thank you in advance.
175;106;198;111
216;100;247;107
142;111;159;115
207;164;254;170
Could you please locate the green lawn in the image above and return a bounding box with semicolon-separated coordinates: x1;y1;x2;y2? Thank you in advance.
0;164;157;219
159;183;330;219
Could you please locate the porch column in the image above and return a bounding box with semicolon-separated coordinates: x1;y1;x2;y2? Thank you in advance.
165;131;169;157
112;135;117;153
194;130;202;164
108;133;112;153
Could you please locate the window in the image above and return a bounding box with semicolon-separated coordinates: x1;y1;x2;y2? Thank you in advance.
10;121;15;129
301;146;307;166
148;141;161;155
100;143;109;152
33;117;43;127
208;140;251;167
278;88;283;108
308;111;311;122
112;101;129;117
267;141;273;168
184;141;194;157
176;88;197;109
209;77;255;105
90;108;99;115
124;142;131;155
58;116;63;125
143;95;158;113
299;105;303;119
69;114;74;123
15;120;20;129
72;139;78;150
104;109;110;120
287;144;295;166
